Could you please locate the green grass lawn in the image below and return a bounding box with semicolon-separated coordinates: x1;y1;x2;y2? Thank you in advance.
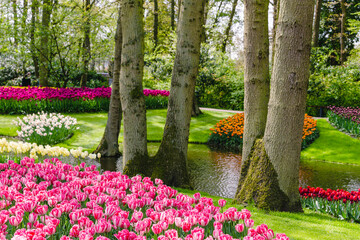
0;110;234;151
178;188;360;240
301;118;360;165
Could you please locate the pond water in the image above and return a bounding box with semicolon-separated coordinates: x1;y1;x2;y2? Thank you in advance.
100;143;360;199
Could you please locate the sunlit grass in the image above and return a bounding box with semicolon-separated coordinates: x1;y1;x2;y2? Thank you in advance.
301;119;360;165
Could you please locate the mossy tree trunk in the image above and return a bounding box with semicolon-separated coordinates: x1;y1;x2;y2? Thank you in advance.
39;0;51;86
241;0;270;165
312;0;323;47
120;0;149;176
94;6;122;158
151;0;205;188
236;0;314;212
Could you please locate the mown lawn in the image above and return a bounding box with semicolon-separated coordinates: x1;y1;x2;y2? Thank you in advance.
301;118;360;165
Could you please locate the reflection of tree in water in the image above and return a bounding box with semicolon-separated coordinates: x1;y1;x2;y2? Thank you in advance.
298;164;314;188
187;145;242;198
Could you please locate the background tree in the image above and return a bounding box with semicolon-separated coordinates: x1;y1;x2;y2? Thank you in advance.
39;0;52;86
312;0;323;47
94;6;122;158
236;0;314;212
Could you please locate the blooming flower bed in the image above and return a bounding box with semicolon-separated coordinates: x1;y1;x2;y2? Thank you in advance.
208;113;319;151
0;157;289;240
0;138;100;165
299;186;360;222
0;87;169;114
13;112;79;145
328;106;360;137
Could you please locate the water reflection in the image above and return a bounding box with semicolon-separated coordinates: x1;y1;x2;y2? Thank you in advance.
100;143;360;199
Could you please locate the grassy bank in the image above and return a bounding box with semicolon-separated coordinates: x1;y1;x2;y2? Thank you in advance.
0;110;234;151
178;188;360;240
301;118;360;165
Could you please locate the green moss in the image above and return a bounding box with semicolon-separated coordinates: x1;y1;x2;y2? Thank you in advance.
235;139;290;211
123;152;152;177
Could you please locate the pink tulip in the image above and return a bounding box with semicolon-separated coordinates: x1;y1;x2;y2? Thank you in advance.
235;224;244;233
9;216;22;226
218;199;226;208
245;219;254;228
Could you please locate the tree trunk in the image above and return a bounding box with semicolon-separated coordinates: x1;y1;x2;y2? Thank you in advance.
12;0;18;47
191;97;202;117
240;0;270;169
312;0;322;47
30;0;39;79
120;0;149;176
153;0;159;49
80;0;91;87
21;0;28;74
39;0;51;86
171;0;175;30
152;0;205;188
340;0;346;65
236;0;314;212
271;0;279;69
94;7;122;158
221;0;238;52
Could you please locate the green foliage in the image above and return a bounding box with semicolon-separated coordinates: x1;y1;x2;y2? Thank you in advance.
196;46;244;110
307;64;360;115
319;0;360;65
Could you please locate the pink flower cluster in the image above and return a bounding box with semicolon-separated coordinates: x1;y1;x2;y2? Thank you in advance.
0;157;289;240
0;87;170;101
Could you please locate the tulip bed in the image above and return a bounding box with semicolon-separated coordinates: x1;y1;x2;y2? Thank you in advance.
208;113;319;152
299;186;360;223
0;87;169;114
0;157;289;240
327;106;360;137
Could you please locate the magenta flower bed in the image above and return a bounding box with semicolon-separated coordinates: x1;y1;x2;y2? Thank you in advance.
0;157;289;240
0;87;170;114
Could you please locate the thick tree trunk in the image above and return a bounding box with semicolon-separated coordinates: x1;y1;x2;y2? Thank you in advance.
152;0;205;188
120;0;149;176
340;0;346;65
264;0;314;211
171;0;175;30
80;0;91;87
236;0;314;212
240;0;270;170
153;0;159;48
39;0;51;86
312;0;323;47
94;7;122;158
30;0;39;78
221;0;238;52
271;0;279;69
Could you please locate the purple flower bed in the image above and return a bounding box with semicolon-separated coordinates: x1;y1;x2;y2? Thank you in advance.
327;106;360;136
0;87;169;114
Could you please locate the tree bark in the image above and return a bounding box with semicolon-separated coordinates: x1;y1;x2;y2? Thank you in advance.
153;0;159;48
94;7;122;158
152;0;205;188
264;0;314;211
39;0;51;86
271;0;279;69
312;0;323;47
236;0;314;212
120;0;149;175
240;0;270;170
221;0;239;52
340;0;346;65
80;0;91;87
30;0;39;78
